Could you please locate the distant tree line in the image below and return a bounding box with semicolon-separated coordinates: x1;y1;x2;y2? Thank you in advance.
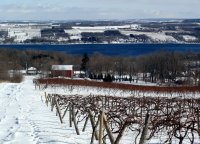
0;48;200;85
81;30;128;43
82;51;200;85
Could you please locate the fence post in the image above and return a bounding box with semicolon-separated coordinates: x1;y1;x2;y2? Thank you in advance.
139;112;150;144
62;103;70;119
91;114;100;144
103;114;115;144
99;111;104;144
114;121;128;144
54;97;63;124
89;110;99;140
69;104;72;127
45;92;48;107
197;108;200;138
72;104;80;135
51;96;55;112
82;116;89;132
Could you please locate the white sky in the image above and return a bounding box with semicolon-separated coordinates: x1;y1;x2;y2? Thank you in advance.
0;0;199;21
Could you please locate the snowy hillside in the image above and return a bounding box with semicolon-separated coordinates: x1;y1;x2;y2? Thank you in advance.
1;76;200;144
0;76;97;144
0;76;138;144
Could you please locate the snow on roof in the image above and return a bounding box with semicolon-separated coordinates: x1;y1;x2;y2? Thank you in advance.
52;65;73;71
28;67;37;71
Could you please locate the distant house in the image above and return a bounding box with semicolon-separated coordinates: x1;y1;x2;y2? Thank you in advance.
74;71;86;78
27;67;37;75
51;65;73;78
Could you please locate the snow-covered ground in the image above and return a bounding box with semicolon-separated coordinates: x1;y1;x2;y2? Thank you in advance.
182;35;197;41
0;76;145;143
0;76;98;144
8;28;41;42
1;76;199;144
72;25;139;30
121;30;178;42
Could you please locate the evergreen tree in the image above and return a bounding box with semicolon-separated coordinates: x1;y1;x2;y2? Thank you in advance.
103;74;113;82
80;53;90;76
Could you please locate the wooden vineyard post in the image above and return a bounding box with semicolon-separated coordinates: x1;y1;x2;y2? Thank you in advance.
99;111;104;144
48;95;51;106
72;104;80;135
88;110;99;140
197;107;200;137
54;97;63;124
51;96;55;112
139;112;150;144
103;113;115;144
45;92;48;107
69;104;72;127
82;116;89;132
107;97;109;108
61;103;70;119
114;122;128;144
91;114;100;144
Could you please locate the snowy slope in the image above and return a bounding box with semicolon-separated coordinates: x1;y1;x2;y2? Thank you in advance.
121;30;178;42
0;76;96;144
182;35;197;41
1;76;199;144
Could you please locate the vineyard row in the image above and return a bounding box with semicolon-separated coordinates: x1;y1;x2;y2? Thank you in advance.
36;78;200;93
43;93;200;144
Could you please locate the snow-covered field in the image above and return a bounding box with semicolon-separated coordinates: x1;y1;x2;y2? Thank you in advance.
121;30;178;42
72;25;139;30
182;35;197;41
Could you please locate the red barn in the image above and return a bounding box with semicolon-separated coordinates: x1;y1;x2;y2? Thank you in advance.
51;65;73;78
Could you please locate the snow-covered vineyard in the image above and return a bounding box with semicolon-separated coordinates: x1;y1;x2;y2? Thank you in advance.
1;76;200;143
36;78;200;144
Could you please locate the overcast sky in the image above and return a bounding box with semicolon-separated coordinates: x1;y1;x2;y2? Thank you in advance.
0;0;199;21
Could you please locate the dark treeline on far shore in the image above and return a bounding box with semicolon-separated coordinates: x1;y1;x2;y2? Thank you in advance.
0;48;200;85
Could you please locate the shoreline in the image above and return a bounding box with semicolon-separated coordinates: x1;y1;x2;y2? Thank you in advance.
1;42;200;46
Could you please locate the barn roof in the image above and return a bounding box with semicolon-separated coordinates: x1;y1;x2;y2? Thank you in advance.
52;65;73;71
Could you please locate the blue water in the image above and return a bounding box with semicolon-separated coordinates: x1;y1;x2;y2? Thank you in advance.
0;44;200;56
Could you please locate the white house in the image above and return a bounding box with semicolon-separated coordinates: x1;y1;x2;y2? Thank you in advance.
27;67;37;75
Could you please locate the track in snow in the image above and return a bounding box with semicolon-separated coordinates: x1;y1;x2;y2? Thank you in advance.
0;77;94;144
